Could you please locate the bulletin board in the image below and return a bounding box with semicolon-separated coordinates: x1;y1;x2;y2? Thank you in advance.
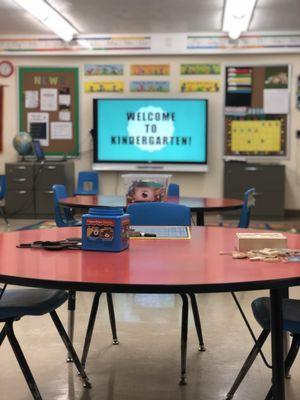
19;67;79;156
224;65;290;157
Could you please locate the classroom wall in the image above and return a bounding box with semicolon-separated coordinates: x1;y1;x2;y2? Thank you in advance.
0;53;300;210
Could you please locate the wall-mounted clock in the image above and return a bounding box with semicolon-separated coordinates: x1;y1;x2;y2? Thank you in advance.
0;60;14;77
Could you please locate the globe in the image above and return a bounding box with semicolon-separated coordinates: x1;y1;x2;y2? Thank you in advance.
13;131;33;157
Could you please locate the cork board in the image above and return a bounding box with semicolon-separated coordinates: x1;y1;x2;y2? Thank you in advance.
19;67;79;156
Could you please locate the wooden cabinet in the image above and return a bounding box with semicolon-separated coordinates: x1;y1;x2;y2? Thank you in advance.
224;162;285;218
5;161;74;218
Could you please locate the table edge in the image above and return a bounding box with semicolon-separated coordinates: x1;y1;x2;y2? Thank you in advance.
1;274;300;294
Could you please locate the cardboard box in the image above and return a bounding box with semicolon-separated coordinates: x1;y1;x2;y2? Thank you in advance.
236;232;287;252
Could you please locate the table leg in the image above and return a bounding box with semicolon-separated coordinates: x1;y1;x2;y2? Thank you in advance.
282;287;290;373
196;212;204;226
66;290;76;363
270;288;285;400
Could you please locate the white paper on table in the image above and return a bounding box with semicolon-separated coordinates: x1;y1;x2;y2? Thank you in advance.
51;121;72;140
25;91;39;108
59;110;71;121
58;94;71;106
40;88;58;111
263;89;289;114
27;112;49;146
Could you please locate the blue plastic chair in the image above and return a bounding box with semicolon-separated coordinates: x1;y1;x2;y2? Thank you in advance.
227;297;300;400
0;285;90;399
52;184;81;227
0;175;8;226
238;188;256;228
75;171;99;195
167;183;180;197
128;202;190;226
126;202;204;384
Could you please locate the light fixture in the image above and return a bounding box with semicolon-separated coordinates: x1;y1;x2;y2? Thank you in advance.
222;0;257;40
13;0;78;42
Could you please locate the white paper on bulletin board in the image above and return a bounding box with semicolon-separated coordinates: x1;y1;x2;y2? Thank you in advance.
263;89;289;114
25;91;39;108
40;88;58;111
50;121;72;140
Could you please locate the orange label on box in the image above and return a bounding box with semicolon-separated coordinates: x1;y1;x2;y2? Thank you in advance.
86;219;115;241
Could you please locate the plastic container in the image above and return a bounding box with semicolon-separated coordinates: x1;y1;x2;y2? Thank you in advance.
122;174;172;204
82;207;130;252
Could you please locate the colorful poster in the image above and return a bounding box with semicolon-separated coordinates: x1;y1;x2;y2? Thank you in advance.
180;80;220;92
226;67;252;107
225;114;287;156
84;81;124;93
227;67;252;93
84;64;124;76
130;64;170;76
130;81;169;92
264;66;289;88
180;64;220;75
231;120;282;152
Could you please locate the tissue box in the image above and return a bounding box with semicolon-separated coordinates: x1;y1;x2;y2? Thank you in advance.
236;232;287;252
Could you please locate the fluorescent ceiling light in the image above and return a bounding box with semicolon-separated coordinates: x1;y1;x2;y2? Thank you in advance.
13;0;78;42
223;0;257;40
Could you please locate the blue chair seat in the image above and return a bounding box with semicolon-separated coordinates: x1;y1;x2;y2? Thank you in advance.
53;184;82;228
128;202;191;226
252;297;300;335
0;289;68;320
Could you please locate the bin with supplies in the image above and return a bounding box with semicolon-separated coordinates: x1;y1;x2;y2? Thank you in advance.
122;174;171;204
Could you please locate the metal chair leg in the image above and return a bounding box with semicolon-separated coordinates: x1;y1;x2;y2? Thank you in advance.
49;310;91;388
179;293;189;386
5;320;43;400
231;292;272;369
284;334;300;377
264;334;300;400
188;293;205;351
106;293;119;345
0;206;9;227
66;290;76;362
0;325;6;346
81;292;101;368
226;329;270;400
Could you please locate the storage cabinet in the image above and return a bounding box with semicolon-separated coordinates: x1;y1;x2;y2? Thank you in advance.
5;161;74;218
224;162;285;218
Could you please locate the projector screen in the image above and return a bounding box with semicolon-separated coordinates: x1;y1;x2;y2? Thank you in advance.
93;98;208;171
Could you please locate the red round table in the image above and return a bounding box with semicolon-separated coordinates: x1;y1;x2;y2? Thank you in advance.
59;195;244;225
0;226;297;400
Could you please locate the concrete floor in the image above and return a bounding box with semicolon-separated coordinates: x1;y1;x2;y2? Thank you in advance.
0;218;300;399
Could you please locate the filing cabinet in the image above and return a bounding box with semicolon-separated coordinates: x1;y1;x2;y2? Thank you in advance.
5;161;74;218
224;162;285;218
